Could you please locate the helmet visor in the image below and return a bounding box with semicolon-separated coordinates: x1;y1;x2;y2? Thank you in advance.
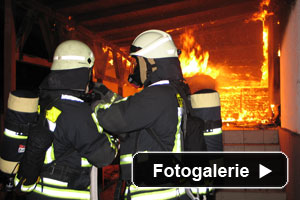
130;45;142;54
128;57;143;88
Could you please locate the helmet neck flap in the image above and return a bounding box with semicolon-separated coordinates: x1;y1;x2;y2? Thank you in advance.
39;67;91;92
143;57;184;87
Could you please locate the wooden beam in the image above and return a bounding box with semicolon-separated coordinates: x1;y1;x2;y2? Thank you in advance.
108;12;256;49
39;15;56;61
16;53;52;68
16;10;35;53
4;0;16;113
112;52;120;80
92;41;109;81
16;0;130;58
74;0;184;22
112;51;124;95
91;0;259;33
102;76;118;83
94;0;258;46
50;0;97;10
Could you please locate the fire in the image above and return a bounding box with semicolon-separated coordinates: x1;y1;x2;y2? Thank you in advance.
250;0;274;86
102;46;109;53
176;0;274;126
122;56;132;68
179;29;219;79
261;26;268;85
108;59;113;65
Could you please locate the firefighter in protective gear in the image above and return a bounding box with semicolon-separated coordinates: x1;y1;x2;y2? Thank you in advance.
94;30;191;200
14;40;117;200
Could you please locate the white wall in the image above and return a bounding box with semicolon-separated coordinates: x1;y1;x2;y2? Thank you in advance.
281;0;300;133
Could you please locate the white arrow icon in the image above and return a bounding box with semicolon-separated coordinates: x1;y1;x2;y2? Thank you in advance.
259;164;272;178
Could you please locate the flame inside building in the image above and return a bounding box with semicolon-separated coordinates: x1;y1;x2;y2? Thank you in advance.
174;0;275;126
99;0;278;127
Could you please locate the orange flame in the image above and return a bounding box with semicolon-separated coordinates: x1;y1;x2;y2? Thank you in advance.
250;0;274;86
179;29;219;79
102;46;109;53
122;56;132;68
176;0;274;126
108;59;113;65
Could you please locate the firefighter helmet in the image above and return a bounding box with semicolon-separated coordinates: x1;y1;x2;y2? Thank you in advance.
51;40;95;70
130;29;179;58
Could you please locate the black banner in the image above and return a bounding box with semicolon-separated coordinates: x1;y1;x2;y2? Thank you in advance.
132;152;288;188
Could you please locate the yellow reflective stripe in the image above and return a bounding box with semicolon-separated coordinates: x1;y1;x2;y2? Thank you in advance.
46;106;62;123
4;128;28;139
127;185;165;192
81;157;92;167
94;96;128;115
104;133;117;153
204;128;222;136
14;175;37;192
44;144;55;164
172;93;184;152
91;113;103;133
114;96;128;104
190;187;213;194
40;177;68;187
120;154;132;165
176;93;183;107
33;184;90;199
125;186;186;200
21;183;37;192
91;113;116;153
110;93;118;103
14;174;21;186
95;103;111;112
92;112;117;155
172;107;182;152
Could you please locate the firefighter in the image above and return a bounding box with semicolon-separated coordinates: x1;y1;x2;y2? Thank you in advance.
93;30;191;200
14;40;118;200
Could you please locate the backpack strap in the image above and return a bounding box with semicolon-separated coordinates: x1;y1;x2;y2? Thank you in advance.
169;84;188;150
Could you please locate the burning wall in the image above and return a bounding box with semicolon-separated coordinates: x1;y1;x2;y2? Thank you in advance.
169;0;276;126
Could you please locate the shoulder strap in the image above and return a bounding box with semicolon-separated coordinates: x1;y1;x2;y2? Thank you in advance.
169;84;187;150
